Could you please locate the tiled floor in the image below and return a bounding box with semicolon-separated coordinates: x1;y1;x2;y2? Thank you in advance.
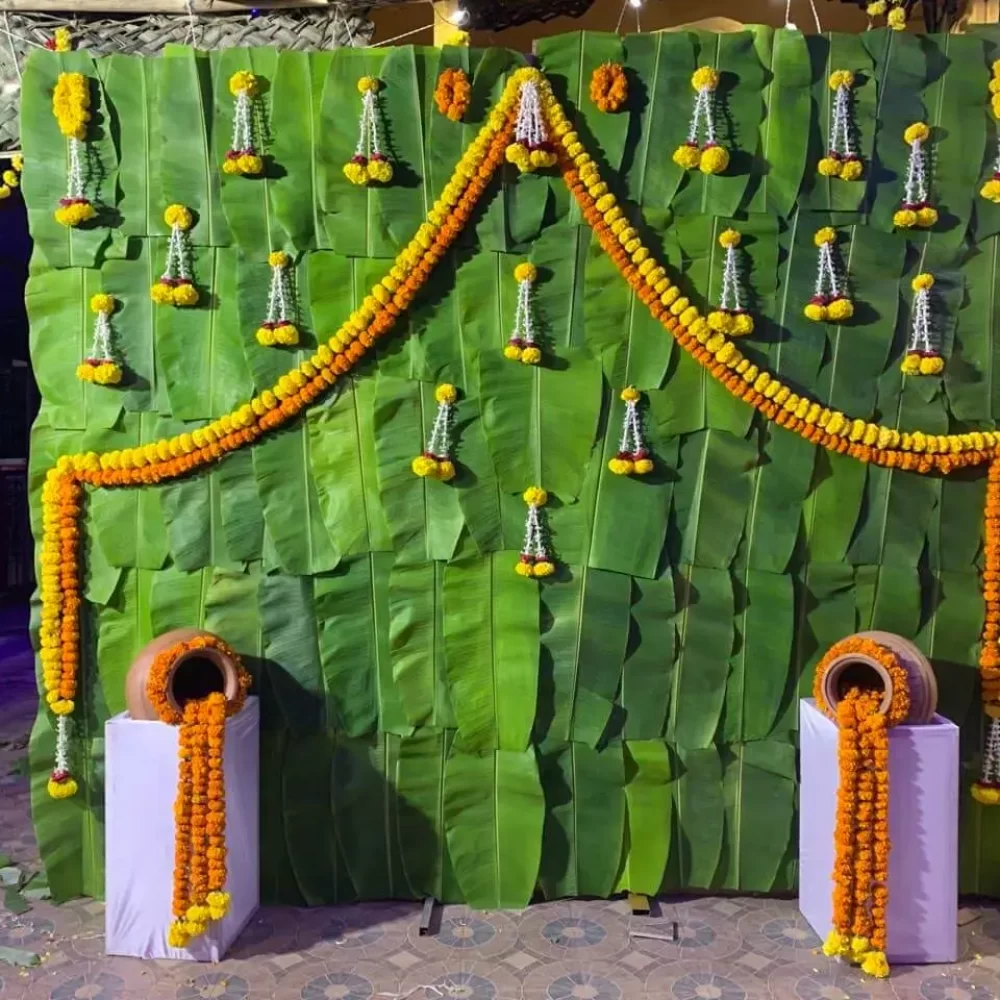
4;607;1000;1000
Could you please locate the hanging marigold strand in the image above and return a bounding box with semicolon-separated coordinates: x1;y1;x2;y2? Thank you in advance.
608;387;653;476
505;262;542;364
505;78;557;173
900;272;943;376
412;383;458;481
77;294;123;385
589;62;627;113
893;122;937;229
52;72;97;227
516;486;555;578
981;61;1000;204
256;251;299;346
434;67;471;122
818;71;863;181
151;204;199;307
223;71;264;176
804;227;854;323
673;67;729;175
344;77;393;186
708;228;753;336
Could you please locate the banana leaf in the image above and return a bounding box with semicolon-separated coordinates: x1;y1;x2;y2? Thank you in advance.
615;739;672;894
216;449;265;563
149;564;208;636
672;745;724;889
948;238;997;422
793;561;857;697
95;568;154;716
803;448;866;565
622;577;675;741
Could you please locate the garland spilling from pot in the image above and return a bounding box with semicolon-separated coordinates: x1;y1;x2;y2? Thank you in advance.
813;636;911;980
146;635;251;948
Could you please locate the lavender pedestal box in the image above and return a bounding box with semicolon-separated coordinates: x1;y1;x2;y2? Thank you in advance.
105;697;259;961
799;698;958;964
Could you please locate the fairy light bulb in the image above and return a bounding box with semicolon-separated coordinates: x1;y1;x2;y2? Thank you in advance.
628;0;643;7
447;5;470;24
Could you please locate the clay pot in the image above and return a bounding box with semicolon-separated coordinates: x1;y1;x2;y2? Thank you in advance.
125;627;243;721
818;630;938;724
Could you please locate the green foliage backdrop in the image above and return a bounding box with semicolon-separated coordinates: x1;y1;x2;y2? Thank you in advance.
22;26;1000;905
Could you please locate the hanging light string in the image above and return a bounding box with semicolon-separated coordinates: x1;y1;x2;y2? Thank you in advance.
901;272;943;376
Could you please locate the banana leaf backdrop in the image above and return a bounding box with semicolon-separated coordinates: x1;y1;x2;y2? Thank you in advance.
22;25;1000;905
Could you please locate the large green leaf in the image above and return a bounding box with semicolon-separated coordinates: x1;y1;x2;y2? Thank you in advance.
622;577;676;741
672;745;724;889
616;739;672;894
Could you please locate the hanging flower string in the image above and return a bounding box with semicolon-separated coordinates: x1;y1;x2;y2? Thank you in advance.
255;251;298;346
434;68;471;122
151;205;199;307
608;388;653;476
46;25;72;52
0;153;23;202
223;71;264;177
980;61;1000;204
818;71;862;181
516;487;555;578
673;67;729;175
590;62;628;113
505;77;557;173
344;77;393;186
505;262;542;364
52;72;97;227
708;229;753;336
900;273;943;376
411;383;458;481
975;457;1000;805
893;123;937;229
76;294;122;385
804;227;854;322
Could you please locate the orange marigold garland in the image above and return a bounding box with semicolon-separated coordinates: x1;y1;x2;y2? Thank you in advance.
813;636;911;979
434;67;471;122
589;62;627;113
146;635;250;948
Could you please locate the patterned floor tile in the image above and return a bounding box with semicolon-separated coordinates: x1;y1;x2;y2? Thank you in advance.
644;958;772;1000
298;903;416;962
267;958;401;1000
519;906;629;961
407;906;519;960
522;959;644;1000
399;958;523;1000
627;905;743;964
768;958;897;1000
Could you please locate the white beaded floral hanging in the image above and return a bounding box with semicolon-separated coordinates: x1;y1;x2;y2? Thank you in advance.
255;251;299;346
893;122;938;229
516;487;555;578
505;262;542;364
672;67;729;175
151;205;199;307
804;227;854;323
344;77;393;186
223;71;264;177
980;717;1000;793
76;294;122;385
505;78;557;173
708;229;753;336
608;388;654;477
818;71;863;181
901;273;943;376
411;384;458;481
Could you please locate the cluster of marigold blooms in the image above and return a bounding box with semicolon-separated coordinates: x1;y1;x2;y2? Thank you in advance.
814;637;910;980
0;153;23;201
981;62;1000;204
866;0;906;29
52;72;97;227
146;635;250;948
589;62;627;113
434;67;472;122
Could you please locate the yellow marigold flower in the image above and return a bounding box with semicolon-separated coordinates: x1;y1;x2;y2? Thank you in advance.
887;5;906;29
11;154;23;173
229;70;258;97
164;204;193;231
89;293;114;314
903;121;929;145
673;144;702;170
848;418;866;442
828;70;855;90
912;272;934;291
604;206;623;224
700;145;729;175
817;156;842;178
692;66;719;92
523;486;548;507
719;228;741;249
814;227;836;247
514;263;537;283
595;194;617;213
358;76;380;93
268;250;290;268
435;383;458;404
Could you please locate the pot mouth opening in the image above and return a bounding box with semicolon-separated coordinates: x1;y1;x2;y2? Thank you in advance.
171;653;225;708
835;660;886;700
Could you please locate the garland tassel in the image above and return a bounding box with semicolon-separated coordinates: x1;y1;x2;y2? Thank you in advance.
608;387;653;476
516;486;555;578
505;262;542;364
900;273;943;376
708;228;753;336
818;71;863;181
893;122;937;229
77;293;123;384
151;205;199;307
52;72;97;227
411;383;458;481
672;67;729;175
804;227;854;322
506;77;557;173
223;71;264;176
256;251;299;346
344;77;393;186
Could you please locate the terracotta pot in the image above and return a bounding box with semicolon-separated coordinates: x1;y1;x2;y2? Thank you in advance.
819;630;938;724
125;627;242;721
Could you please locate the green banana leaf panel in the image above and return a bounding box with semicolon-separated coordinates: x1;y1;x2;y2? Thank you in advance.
22;25;1000;906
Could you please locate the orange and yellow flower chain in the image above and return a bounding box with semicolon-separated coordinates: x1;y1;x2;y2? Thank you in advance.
38;68;1000;798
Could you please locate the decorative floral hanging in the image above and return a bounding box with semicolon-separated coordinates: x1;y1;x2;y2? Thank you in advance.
411;383;458;481
516;487;555;578
980;62;1000;204
974;456;1000;805
900;273;943;375
46;25;72;51
804;227;854;322
608;388;653;476
505;76;558;173
672;67;729;175
223;71;264;176
255;251;298;346
818;71;862;181
708;229;753;336
151;205;199;307
814;636;910;981
865;0;906;29
76;294;122;385
434;68;471;122
52;72;97;227
344;77;393;186
0;153;22;201
893;122;937;229
589;62;628;113
505;262;542;364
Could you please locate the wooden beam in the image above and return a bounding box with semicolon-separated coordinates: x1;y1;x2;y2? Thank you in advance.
968;0;1000;22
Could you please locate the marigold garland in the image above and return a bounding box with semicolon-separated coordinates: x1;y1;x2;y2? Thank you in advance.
506;76;557;173
708;228;754;336
223;71;264;176
76;293;122;385
505;261;542;363
900;272;943;376
152;205;199;307
608;387;653;476
813;636;911;979
146;635;250;948
981;61;1000;204
589;62;627;113
52;72;97;227
434;68;472;122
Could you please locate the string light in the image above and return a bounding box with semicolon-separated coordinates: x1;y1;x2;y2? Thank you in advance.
447;6;470;25
628;0;643;8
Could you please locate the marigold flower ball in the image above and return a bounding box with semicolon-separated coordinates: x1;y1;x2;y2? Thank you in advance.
2;169;18;188
411;455;438;478
839;159;864;181
435;383;458;404
633;457;654;475
172;282;199;308
804;302;828;322
699;145;729;175
916;205;938;228
826;297;854;322
887;6;906;29
672;144;702;170
343;160;368;185
903;121;929;145
357;75;380;93
90;293;114;314
164;204;193;231
48;776;78;799
867;0;887;13
532;560;555;578
151;281;174;305
817;156;842;177
514;262;537;283
919;355;944;375
912;272;934;291
620;386;640;403
274;323;299;345
503;343;523;361
515;560;533;577
718;228;741;249
982;178;1000;203
608;457;633;476
238;154;264;176
523;486;547;507
731;313;754;336
229;70;258;97
691;66;719;92
268;250;290;268
520;346;542;365
900;353;922;375
893;208;917;229
55;200;96;227
828;70;855;90
256;326;276;346
437;460;456;481
707;310;734;334
367;159;393;184
0;185;10;201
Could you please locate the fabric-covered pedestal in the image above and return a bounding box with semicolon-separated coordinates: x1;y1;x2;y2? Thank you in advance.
105;696;259;961
799;698;958;964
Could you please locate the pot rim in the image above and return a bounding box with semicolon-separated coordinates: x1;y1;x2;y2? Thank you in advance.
163;645;235;714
